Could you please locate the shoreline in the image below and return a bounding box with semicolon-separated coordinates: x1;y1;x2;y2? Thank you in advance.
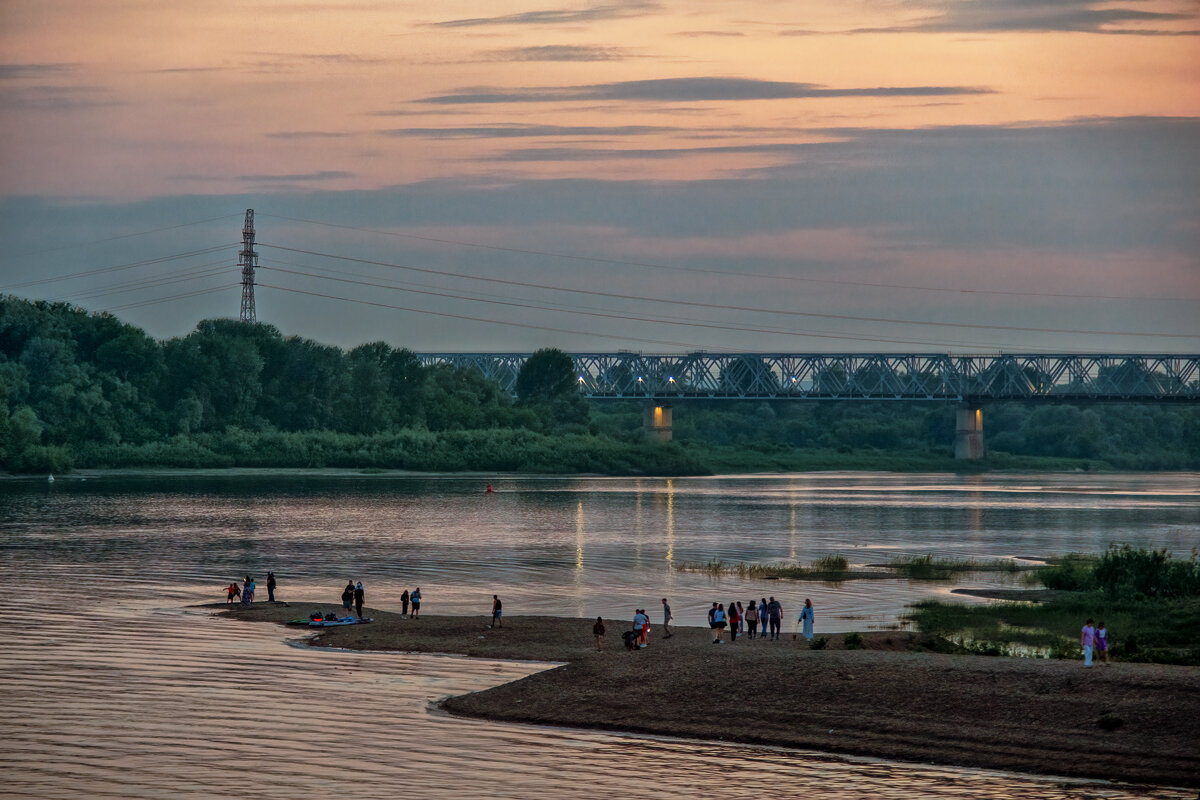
216;601;1200;789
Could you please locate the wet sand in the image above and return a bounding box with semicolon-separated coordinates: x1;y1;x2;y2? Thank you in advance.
219;602;1200;788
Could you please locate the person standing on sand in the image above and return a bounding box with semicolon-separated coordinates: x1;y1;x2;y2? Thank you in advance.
354;581;365;619
745;600;758;639
712;603;727;643
410;587;422;618
736;601;745;635
266;571;276;603
1096;621;1110;664
799;598;815;642
1081;618;1096;666
759;597;769;638
491;595;503;628
342;581;355;616
401;589;410;618
767;596;782;640
661;598;673;639
633;609;647;647
593;617;606;650
241;576;255;606
226;582;240;605
728;600;741;642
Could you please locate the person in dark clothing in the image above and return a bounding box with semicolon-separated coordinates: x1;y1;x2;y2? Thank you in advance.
593;617;606;650
342;581;355;615
491;595;503;628
354;581;365;619
767;596;783;640
401;589;410;617
266;571;276;603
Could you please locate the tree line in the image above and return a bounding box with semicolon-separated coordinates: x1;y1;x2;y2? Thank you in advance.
1;295;1196;474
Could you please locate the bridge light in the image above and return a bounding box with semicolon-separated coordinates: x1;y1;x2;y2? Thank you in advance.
668;376;675;383
637;376;644;382
577;375;585;383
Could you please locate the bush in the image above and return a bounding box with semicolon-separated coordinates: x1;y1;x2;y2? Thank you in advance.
809;636;829;650
843;632;864;650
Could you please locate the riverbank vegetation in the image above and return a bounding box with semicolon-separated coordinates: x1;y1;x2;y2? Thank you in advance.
677;554;1035;581
905;546;1200;665
3;296;1197;474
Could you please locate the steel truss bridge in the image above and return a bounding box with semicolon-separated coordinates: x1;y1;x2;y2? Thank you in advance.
417;353;1200;402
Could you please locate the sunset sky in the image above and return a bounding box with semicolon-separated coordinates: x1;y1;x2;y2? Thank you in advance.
1;0;1198;353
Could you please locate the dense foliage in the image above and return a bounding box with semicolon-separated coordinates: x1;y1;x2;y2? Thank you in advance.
1;295;1197;474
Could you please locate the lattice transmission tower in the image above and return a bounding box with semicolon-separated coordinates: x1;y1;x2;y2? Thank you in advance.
238;208;258;322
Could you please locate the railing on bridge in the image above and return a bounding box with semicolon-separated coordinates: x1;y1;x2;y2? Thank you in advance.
417;353;1200;402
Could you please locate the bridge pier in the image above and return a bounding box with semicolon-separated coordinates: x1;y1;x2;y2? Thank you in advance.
644;401;673;442
955;404;986;460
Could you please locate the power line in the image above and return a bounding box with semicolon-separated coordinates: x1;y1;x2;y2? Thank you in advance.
0;244;235;291
106;284;237;312
257;211;1194;303
258;243;1198;340
260;263;1068;351
52;263;232;304
8;213;242;259
257;282;723;350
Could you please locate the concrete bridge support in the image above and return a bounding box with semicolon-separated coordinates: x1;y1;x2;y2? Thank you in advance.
644;401;673;442
955;404;986;460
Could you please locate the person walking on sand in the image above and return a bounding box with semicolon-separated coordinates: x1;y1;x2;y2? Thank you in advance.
1081;618;1096;666
712;603;727;643
410;587;422;618
491;595;503;628
661;598;673;639
266;571;276;603
354;581;365;619
799;598;815;642
401;589;410;618
728;600;741;642
736;601;746;636
745;600;758;639
1096;621;1110;664
767;596;782;640
226;582;241;605
593;617;606;650
342;580;355;616
759;597;769;638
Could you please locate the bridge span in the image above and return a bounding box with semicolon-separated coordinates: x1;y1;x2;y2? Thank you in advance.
417;352;1200;458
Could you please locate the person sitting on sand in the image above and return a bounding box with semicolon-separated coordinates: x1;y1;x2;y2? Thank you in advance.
491;595;503;628
745;600;758;639
226;582;240;604
410;587;421;618
593;617;606;650
342;581;355;615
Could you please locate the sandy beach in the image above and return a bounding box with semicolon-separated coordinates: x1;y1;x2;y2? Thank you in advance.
218;601;1200;788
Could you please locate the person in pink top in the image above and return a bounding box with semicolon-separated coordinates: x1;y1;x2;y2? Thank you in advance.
1080;618;1096;666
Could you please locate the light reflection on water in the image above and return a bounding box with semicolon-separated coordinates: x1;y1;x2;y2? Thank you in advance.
1;473;1197;797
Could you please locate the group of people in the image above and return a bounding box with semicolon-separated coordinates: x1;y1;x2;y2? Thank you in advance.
400;588;422;618
224;572;277;605
341;580;366;619
707;597;815;644
1080;618;1111;666
590;596;816;650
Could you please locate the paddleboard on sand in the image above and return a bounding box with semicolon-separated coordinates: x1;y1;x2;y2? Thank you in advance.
308;617;372;627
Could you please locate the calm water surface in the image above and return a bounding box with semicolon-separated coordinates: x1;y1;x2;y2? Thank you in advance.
1;472;1196;798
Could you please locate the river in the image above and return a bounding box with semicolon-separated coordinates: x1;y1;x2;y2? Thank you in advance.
1;472;1195;798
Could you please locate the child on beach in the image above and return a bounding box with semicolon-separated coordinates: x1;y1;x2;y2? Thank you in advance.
226;582;240;604
1096;621;1109;664
593;617;605;650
